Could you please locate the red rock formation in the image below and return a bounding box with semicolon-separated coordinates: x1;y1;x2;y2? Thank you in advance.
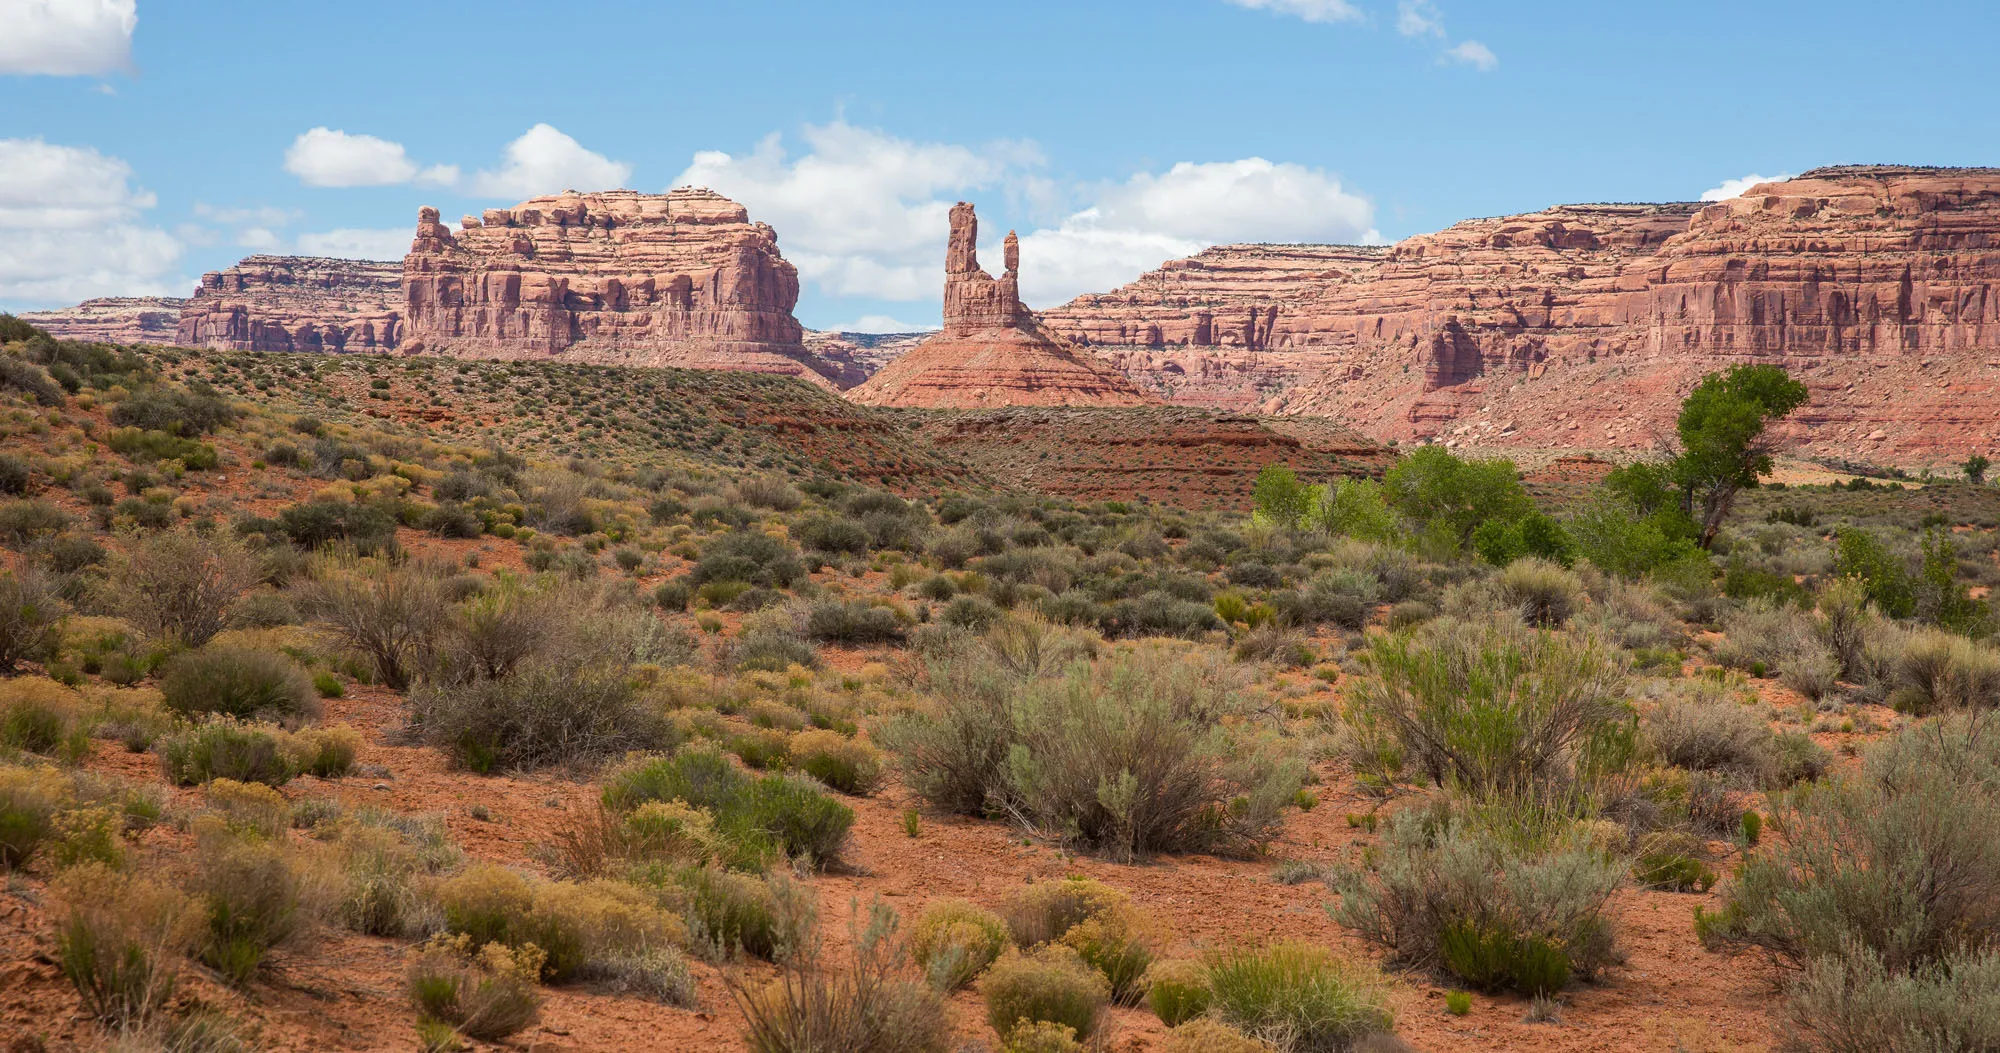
1042;167;2000;465
399;188;836;385
848;203;1152;409
17;297;186;344
800;329;929;388
177;257;404;354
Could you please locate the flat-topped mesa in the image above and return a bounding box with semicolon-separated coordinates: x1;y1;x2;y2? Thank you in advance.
847;202;1154;409
400;187;837;385
17;297;187;344
178;256;404;353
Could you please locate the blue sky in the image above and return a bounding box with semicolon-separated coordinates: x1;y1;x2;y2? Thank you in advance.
4;0;1998;329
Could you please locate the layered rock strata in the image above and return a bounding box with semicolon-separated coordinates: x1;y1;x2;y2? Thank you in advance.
399;188;839;385
177;256;405;354
1041;166;2000;464
848;203;1152;408
17;297;187;344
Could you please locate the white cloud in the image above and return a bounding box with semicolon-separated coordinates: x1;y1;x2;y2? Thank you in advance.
467;124;630;199
1396;0;1443;36
1011;159;1378;307
1443;40;1497;70
293;227;411;261
235;227;282;251
1700;172;1795;202
284;127;456;189
824;315;939;335
1221;0;1361;23
0;137;182;305
0;0;135;76
676;120;1041;302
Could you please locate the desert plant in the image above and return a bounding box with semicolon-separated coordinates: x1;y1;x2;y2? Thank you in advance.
1642;689;1774;783
788;729;885;795
159;646;319;721
910;898;1010;991
408;934;545;1043
109;527;260;648
412;659;673;773
304;555;448;690
1143;958;1212;1026
0;568;62;672
1162;1018;1278;1053
187;832;305;984
0;678;83;756
53;863;200;1027
0;762;69;866
735;900;951;1053
434;864;686;981
981;944;1111;1044
156;718;296;786
1888;628;2000;714
1779;944;2000;1053
803;599;906;643
1495;558;1584;628
1202;941;1396;1053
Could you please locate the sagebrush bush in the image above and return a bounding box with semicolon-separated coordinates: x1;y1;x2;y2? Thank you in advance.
159;646;319;721
325;814;457;938
435;863;687;981
694;531;806;588
981;944;1110;1043
1346;618;1633;805
803;599;906;643
412;659;673;773
1888;628;2000;714
736;901;951;1053
788;729;884;795
110;527;260;648
1642;688;1774;783
1780;945;2000;1053
672;864;791;960
1495;558;1584;628
0;569;62;672
1332;808;1621;995
1203;942;1395;1053
156;718;296;786
909;898;1011;991
187;831;306;984
53;863;200;1028
408;934;544;1042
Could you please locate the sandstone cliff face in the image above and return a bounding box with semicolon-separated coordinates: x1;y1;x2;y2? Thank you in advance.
400;188;835;385
178;257;405;354
848;203;1152;409
1042;167;2000;465
17;297;187;344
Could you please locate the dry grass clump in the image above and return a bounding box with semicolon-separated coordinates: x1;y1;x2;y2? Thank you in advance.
0;678;86;758
1642;682;1774;784
1161;1017;1278;1053
909;898;1011;991
1494;558;1584;628
736;900;951;1053
53;862;201;1028
1887;627;2000;714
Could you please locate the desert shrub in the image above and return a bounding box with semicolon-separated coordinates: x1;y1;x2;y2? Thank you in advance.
694;531;806;588
1473;511;1577;569
283;723;361;778
1834;527;1916;618
1276;570;1380;630
714;773;855;871
1345;618;1634;804
304;556;447;690
943;594;1004;631
1494;558;1584;628
0;678;84;756
1702;715;2000;974
1331;809;1621;995
736;901;951;1053
53;863;200;1027
1768;730;1830;787
158;646;318;721
1162;1019;1278;1053
982;944;1111;1043
795;515;871;555
0;498;70;544
673;865;790;959
0;454;30;496
1004;878;1131;948
436;864;685;981
1003;1020;1085;1053
1642;690;1774;783
412;659;672;773
105;427;218;469
42;532;107;575
110;384;234;435
0;762;67;866
156;718;296;786
1888;628;2000;714
789;729;885;795
1003;646;1304;858
1780;945;2000;1053
1060;907;1157;1005
1203;942;1395;1052
1144;958;1212;1026
728;611;819;673
323;811;458;938
804;599;905;643
605;745;750;812
910;898;1010;991
1712;596;1819;675
187;833;305;983
203;778;290;839
229;588;299;629
0;355;65;406
408;934;544;1042
109;527;260;648
1632;836;1717;892
0;569;62;672
1102;591;1224;639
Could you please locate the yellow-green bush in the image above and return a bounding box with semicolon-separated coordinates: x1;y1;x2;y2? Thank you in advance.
0;678;86;758
204;778;291;839
1143;958;1212;1026
53;862;201;1028
909;898;1010;990
1161;1018;1277;1053
435;863;686;981
0;762;69;867
789;729;884;795
980;944;1109;1044
408;934;544;1042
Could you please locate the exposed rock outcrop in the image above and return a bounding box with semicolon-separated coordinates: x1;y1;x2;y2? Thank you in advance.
399;188;837;385
1042;167;2000;465
177;257;404;354
848;203;1153;408
17;297;187;344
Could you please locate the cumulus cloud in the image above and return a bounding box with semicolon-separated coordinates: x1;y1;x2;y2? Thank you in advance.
1396;0;1443;36
1700;172;1795;202
284;128;457;189
1443;40;1497;70
294;228;412;261
466;124;631;199
824;315;939;335
0;137;182;305
1012;159;1378;306
676;120;1040;301
0;0;135;76
1221;0;1361;23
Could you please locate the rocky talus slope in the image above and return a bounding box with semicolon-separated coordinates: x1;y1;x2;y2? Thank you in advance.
1042;166;2000;465
16;297;188;344
177;256;406;354
848;202;1154;408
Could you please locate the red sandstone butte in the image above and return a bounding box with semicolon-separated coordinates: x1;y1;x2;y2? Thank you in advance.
399;188;846;386
177;256;404;354
18;297;187;345
1041;166;2000;465
848;202;1153;409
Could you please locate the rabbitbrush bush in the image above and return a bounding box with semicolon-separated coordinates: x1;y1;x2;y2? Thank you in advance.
981;944;1111;1044
1202;941;1395;1052
53;862;201;1028
909;898;1011;990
